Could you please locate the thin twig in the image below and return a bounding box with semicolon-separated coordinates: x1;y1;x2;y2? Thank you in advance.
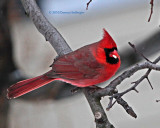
86;0;92;10
116;98;137;118
129;42;153;89
106;95;137;118
128;42;152;63
129;54;160;90
106;97;116;110
156;100;160;102
148;0;154;22
146;76;153;89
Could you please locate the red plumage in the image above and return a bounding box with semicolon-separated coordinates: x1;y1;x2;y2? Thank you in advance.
7;29;121;99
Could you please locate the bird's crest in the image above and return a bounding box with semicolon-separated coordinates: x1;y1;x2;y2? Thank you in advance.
100;29;117;49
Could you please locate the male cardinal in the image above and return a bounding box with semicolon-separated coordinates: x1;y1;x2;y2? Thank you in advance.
7;29;121;99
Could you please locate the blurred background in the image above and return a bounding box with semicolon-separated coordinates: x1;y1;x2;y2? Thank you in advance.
0;0;160;128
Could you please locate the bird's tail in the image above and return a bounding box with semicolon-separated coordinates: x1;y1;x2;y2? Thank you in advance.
7;72;56;99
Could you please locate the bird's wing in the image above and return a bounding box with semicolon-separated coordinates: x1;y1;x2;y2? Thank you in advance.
47;46;101;80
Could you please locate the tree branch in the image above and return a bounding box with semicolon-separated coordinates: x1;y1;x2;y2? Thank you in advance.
128;42;152;63
95;56;160;98
148;0;154;22
86;0;92;10
83;88;114;128
21;0;71;55
20;0;114;127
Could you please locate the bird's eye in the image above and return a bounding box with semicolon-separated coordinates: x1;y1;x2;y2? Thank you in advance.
112;55;118;59
104;48;119;64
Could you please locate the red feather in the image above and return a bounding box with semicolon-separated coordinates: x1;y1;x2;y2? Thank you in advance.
7;72;57;99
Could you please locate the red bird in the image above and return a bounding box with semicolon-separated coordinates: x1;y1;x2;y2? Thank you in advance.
7;29;121;99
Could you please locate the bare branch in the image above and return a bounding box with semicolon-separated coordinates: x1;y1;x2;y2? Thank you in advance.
83;88;115;128
96;56;160;118
146;75;153;89
21;0;71;55
128;42;152;63
148;0;154;22
106;97;115;110
116;98;137;118
99;56;160;117
86;0;92;10
106;96;137;118
123;55;160;93
156;100;160;102
95;56;160;98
